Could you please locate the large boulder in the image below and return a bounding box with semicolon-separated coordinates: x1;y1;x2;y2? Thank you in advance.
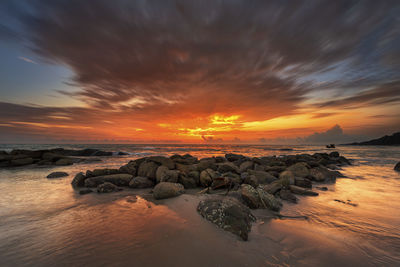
329;151;340;158
248;170;276;184
243;174;259;188
71;172;86;188
119;161;137;175
178;173;198;188
155;165;169;183
147;156;175;169
55;158;75;166
129;176;154;188
289;185;319;196
239;161;253;173
394;162;400;172
175;163;197;174
160;170;180;183
286;162;310;178
240;184;260;209
199;168;217;187
47;171;69;178
153;182;185;199
279;190;298;203
91;168;120;177
196;158;217;172
262;180;284;195
256;187;282;211
225;153;246;162
294;177;312;188
170;154;198;165
217;162;240;174
279;170;295;185
97;182;121;193
309;166;341;182
84;174;133;187
137;161;159;180
197;196;256;241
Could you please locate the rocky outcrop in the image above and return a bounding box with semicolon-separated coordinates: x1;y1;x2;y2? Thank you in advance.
47;171;69;178
153;182;185;199
197;196;256;241
84;174;133;187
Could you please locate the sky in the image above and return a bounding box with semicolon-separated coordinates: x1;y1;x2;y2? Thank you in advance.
0;0;399;144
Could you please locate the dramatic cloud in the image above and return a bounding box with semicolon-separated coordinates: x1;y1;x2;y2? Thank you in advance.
0;0;399;142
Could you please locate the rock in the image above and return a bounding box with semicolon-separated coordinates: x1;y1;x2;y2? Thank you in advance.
178;173;197;188
329;151;340;158
97;182;121;193
196;158;217;172
197;196;256;241
316;186;328;191
55;158;74;166
243;174;259;188
84;174;133;187
217;162;240;174
79;189;93;195
294;177;312;188
153;182;185;199
289;185;319;196
71;172;86;188
337;156;351;165
286;162;310;178
129;176;154;188
279;190;298;203
10;157;34;166
175;163;197;174
214;156;226;163
170;154;198;165
248;170;276;184
47;171;69;178
91;168;120;177
155;165;169;183
118;151;129;155
211;177;231;189
395;162;400;172
309;166;341;182
257;187;282;211
160;170;180;183
239;161;253;173
262;180;284;194
187;171;200;185
264;165;286;172
119;161;137;175
147;156;175;169
42;152;63;162
240;184;260;209
225;153;246;162
200;168;217;187
279;170;295;185
137;161;159;180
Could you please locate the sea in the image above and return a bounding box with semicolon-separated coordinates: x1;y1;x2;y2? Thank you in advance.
0;144;399;266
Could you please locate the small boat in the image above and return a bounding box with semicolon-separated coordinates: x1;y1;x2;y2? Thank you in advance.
326;144;335;148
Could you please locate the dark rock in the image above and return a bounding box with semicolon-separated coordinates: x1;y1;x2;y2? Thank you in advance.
160;170;180;183
91;168;120;177
119;161;137;175
289;185;319;196
286;162;310;178
129;176;154;188
279;190;298;203
187;171;200;185
279;170;295;185
294;177;312;188
71;172;86;188
153;182;185;199
170;154;198;165
217;162;240;174
329;151;340;158
214;156;226;163
240;184;260;209
178;173;197;189
137;161;158;180
257;187;282;211
97;182;121;193
239;161;253;173
225;153;246;162
84;174;133;187
42;152;64;162
309;166;341;182
196;158;217;172
197;196;256;241
147;156;175;169
248;170;276;184
47;171;69;178
117;151;129;155
155;165;169;183
243;174;259;188
175;163;197;174
395;162;400;172
261;180;283;195
10;157;34;166
55;158;75;166
79;189;93;195
316;186;328;191
200;168;217;187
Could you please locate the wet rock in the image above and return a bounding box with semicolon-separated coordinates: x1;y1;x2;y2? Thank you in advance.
279;170;295;185
239;161;253;173
97;182;121;193
55;158;75;166
225;153;246;162
170;154;198;165
42;152;63;162
197;196;256;241
257;187;282;211
71;172;86;188
289;185;319;196
196;158;217;172
79;189;93;195
200;168;217;187
211;177;231;189
47;171;69;178
175;163;197;174
153;182;185;199
10;157;34;166
243;174;259;188
248;170;276;184
129;176;154;188
217;162;240;174
262;180;283;195
309;166;341;182
90;168;121;177
147;156;175;169
215;156;226;163
178;173;197;188
294;177;312;188
337;156;351;165
119;161;137;175
155;165;169;183
279;190;298;203
329;151;340;158
286;162;310;178
137;161;158;180
160;170;180;183
221;172;241;184
240;184;260;209
187;171;200;185
316;186;328;191
395;162;400;172
84;174;133;187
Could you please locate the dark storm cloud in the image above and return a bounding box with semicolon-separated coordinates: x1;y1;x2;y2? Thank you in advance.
0;0;395;118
